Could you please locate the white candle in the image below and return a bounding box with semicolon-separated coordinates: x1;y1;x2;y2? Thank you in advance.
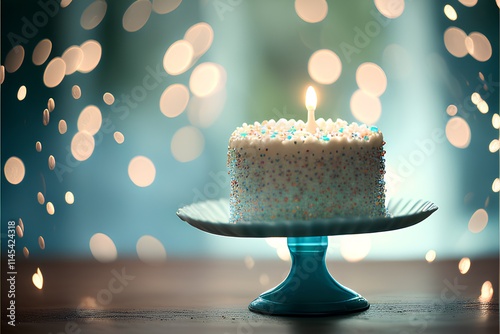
305;86;318;133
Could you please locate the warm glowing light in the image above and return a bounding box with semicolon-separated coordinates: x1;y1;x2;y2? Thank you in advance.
48;98;55;112
259;274;270;286
136;235;167;264
128;156;156;187
103;92;115;105
443;4;457;20
244;256;255;269
374;0;405;19
187;89;226;128
444;27;468;58
305;86;318;133
479;281;494;302
160;84;190;118
445;117;471;149
458;257;471;274
89;233;117;263
114;131;125;144
5;45;25;73
46;202;55;215
425;250;436;262
48;155;56;170
459;0;478;7
81;0;107;30
466;32;492;62
65;191;75;204
43;109;50;126
78;40;102;73
58;120;67;134
184;22;214;58
171;126;205;162
36;141;42;152
163;40;194;75
62;46;84;75
23;247;29;258
32;268;43;290
308;49;342;85
471;92;481;105
32;39;52;66
72;85;82;99
152;0;182;14
189;63;226;97
340;235;371;262
492;178;500;192
39;236;45;250
18;219;24;233
477;100;489;114
350;89;382;125
446;104;457;116
17;85;27;101
489;139;499;153
43;57;66;88
71;131;95;161
277;247;291;262
60;0;72;8
295;0;328;23
123;0;152;32
4;157;25;185
468;209;488;233
37;192;45;205
356;62;387;97
78;105;102;135
16;225;23;238
492;114;500;129
0;65;4;84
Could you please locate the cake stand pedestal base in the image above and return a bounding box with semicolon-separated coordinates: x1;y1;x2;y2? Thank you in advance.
249;236;369;316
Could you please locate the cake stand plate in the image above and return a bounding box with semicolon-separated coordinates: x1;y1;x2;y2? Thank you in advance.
177;198;437;316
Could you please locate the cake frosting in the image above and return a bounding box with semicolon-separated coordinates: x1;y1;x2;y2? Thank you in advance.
227;118;386;223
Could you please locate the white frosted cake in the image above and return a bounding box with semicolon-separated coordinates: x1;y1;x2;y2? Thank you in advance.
227;118;386;223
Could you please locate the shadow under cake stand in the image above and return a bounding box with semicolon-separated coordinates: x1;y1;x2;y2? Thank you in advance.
177;198;438;316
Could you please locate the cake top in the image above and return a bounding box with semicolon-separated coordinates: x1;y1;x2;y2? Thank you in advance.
230;118;383;146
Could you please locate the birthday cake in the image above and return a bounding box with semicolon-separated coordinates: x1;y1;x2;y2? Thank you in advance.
227;118;386;223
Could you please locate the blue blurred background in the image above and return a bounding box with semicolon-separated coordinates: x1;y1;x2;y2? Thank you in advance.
1;0;498;262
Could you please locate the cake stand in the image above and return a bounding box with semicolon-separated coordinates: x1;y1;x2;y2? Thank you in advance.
177;198;437;316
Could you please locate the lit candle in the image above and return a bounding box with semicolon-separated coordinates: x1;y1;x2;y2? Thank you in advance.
305;86;318;133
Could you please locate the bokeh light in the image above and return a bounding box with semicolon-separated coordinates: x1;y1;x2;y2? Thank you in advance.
458;257;471;274
443;4;457;21
113;131;125;144
17;85;27;101
189;63;226;97
259;274;270;286
71;131;95;161
72;85;82;99
350;89;382;124
4;157;25;185
48;98;55;112
425;249;436;262
0;65;4;84
184;22;214;58
446;104;458;116
81;0;107;30
308;49;342;85
160;84;190;118
152;0;182;14
36;141;42;152
128;156;156;187
103;92;115;105
444;27;468;58
492;114;500;129
89;233;118;263
39;236;46;250
489;139;499;153
48;155;56;170
171;126;205;162
244;255;255;269
458;0;478;7
43;57;66;88
471;92;481;105
356;62;387;97
136;235;167;264
163;40;194;75
43;108;50;126
187;89;226;128
468;209;488;233
479;281;494;302
16;225;23;238
374;0;405;19
65;191;75;204
32;268;43;290
46;202;55;215
477;100;489;114
62;46;84;75
60;0;72;8
37;192;45;205
294;0;328;23
492;178;500;192
23;247;29;258
32;39;52;66
340;235;371;262
77;105;102;135
466;32;492;62
445;117;471;148
123;0;152;32
5;45;25;73
78;40;102;73
58;120;68;134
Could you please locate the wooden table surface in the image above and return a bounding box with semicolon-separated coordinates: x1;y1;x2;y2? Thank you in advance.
2;257;498;334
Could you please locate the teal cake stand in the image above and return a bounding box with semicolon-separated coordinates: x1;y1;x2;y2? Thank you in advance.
177;198;437;316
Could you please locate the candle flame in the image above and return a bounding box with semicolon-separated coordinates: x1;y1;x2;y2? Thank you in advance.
306;86;317;111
